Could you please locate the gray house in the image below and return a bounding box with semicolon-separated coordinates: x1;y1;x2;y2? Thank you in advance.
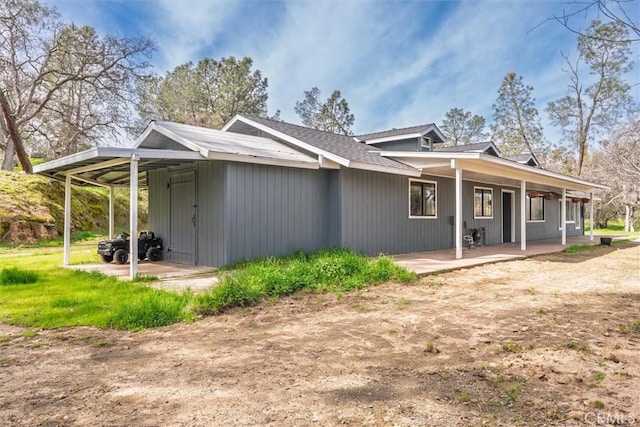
35;115;607;276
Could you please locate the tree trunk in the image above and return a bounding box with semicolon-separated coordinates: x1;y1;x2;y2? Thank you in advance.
0;89;32;174
1;137;15;170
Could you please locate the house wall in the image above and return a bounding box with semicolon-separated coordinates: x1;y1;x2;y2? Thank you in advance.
339;169;457;255
224;162;331;265
149;162;584;267
526;198;584;240
197;161;227;267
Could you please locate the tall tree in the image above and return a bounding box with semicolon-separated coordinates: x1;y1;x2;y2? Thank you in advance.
294;87;355;136
491;72;548;162
136;56;270;129
440;107;488;146
546;0;639;42
546;20;633;176
0;0;154;172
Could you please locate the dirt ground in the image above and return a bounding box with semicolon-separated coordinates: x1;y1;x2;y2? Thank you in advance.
1;244;639;426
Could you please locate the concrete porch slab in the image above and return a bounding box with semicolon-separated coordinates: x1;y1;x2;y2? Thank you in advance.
66;261;218;292
393;235;632;276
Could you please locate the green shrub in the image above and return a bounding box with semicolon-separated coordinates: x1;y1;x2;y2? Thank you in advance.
0;267;39;285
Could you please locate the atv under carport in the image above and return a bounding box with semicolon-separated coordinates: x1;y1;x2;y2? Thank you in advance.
97;231;163;264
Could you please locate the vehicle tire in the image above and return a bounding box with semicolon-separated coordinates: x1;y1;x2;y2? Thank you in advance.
146;247;161;262
101;254;114;263
114;248;128;265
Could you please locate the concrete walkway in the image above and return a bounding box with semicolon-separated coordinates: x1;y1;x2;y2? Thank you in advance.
393;235;630;276
66;261;218;292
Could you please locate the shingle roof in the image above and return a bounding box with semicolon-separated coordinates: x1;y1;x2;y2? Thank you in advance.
356;124;434;141
238;115;416;171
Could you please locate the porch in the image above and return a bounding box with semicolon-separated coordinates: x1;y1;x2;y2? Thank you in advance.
393;235;626;276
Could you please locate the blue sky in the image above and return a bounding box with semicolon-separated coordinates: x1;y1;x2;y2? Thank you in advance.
48;0;639;142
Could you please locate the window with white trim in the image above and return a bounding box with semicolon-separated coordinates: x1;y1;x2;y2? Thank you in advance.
559;199;579;229
474;187;493;219
566;200;576;223
526;195;544;221
409;179;437;218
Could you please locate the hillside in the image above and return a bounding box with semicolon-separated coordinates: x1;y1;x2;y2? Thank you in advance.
0;171;147;244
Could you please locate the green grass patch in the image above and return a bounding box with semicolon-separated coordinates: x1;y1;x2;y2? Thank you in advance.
191;248;415;315
1;244;414;329
1;267;39;285
562;243;603;254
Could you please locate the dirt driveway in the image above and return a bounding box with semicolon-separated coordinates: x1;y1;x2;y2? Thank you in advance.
1;244;639;426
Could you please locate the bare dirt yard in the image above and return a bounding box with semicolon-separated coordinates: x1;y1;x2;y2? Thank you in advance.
1;244;639;426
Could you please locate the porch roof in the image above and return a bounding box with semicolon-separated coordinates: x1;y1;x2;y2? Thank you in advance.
379;151;609;193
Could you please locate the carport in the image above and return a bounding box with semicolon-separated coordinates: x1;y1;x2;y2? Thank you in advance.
34;146;205;279
33;120;319;279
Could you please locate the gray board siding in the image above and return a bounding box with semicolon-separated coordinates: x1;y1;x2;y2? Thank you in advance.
197;161;227;267
339;169;457;255
526;198;584;240
148;161;583;268
224;162;331;265
370;138;421;152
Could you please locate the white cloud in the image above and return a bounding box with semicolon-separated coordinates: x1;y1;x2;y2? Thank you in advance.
46;0;639;142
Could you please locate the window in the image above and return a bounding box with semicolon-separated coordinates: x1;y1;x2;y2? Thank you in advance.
526;195;544;221
559;199;580;229
474;187;493;218
409;179;437;218
565;200;576;222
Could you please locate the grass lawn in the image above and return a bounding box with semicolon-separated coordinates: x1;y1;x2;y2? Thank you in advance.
1;240;414;331
585;218;640;238
0;238;193;330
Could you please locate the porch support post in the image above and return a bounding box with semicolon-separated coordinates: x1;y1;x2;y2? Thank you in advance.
589;191;594;241
561;188;567;246
129;154;139;280
63;174;72;266
520;180;526;251
454;160;463;260
108;186;115;239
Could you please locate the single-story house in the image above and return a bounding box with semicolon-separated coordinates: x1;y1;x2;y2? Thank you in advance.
34;114;608;278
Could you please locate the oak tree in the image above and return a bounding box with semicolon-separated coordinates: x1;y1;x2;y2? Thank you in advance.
0;0;154;172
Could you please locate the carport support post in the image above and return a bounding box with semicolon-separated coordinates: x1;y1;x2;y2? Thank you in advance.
454;160;463;260
589;191;594;241
108;186;115;239
520;180;526;251
63;174;72;266
129;154;139;280
561;188;567;246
